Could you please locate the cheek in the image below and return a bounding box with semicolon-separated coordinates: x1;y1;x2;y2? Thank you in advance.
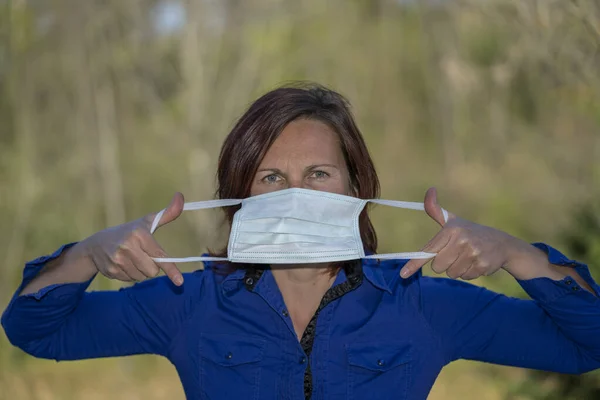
249;179;281;196
308;175;351;196
251;188;268;196
249;182;267;196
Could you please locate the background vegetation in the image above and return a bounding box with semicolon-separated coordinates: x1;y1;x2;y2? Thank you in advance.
1;0;599;398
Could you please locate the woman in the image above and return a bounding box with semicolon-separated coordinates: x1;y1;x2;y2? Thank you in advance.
2;83;600;400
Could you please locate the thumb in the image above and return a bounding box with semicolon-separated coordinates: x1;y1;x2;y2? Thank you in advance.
424;187;448;227
147;192;185;232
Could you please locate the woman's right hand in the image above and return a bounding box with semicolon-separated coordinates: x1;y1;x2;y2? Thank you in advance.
79;192;185;286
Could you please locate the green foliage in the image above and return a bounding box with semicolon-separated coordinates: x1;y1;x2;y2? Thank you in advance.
509;66;538;124
564;207;600;267
466;27;508;68
506;370;600;400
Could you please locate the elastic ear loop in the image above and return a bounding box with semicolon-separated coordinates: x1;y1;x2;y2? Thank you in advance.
150;198;450;263
363;200;449;260
150;199;242;263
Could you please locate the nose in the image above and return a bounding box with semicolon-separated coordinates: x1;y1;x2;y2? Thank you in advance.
287;180;302;189
287;175;308;190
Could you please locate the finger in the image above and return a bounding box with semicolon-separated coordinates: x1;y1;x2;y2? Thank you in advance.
138;233;184;286
400;257;431;279
459;261;483;281
103;263;134;282
111;271;133;282
423;187;454;227
144;192;185;233
158;262;184;286
118;254;147;282
430;236;463;275
127;245;160;278
400;229;454;278
462;259;498;280
445;249;475;279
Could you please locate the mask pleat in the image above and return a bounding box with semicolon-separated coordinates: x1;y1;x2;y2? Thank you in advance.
232;242;360;254
236;217;353;236
234;232;356;246
240;196;363;228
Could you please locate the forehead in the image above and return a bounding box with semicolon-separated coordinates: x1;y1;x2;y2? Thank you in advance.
260;119;344;164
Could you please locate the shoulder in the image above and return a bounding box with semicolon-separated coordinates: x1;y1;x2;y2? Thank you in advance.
420;275;478;290
419;275;503;307
117;268;225;331
124;262;242;297
123;268;209;302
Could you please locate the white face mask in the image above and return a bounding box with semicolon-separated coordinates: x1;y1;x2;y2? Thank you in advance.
150;188;448;264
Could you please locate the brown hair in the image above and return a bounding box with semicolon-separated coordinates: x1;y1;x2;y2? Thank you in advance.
210;82;380;271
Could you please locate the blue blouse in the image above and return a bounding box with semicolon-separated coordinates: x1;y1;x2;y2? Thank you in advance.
2;242;600;400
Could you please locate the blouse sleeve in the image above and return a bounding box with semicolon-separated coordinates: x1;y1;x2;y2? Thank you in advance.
420;243;600;374
1;243;203;361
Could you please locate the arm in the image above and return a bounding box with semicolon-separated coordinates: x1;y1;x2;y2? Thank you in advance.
19;242;100;296
20;192;186;297
500;239;594;294
400;187;595;296
1;244;202;361
421;244;600;374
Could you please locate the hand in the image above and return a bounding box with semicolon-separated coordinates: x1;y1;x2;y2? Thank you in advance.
79;193;185;286
400;188;528;280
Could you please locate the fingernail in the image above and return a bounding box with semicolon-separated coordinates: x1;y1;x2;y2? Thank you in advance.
174;276;183;286
400;268;410;278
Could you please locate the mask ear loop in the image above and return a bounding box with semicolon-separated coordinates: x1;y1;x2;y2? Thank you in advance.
150;198;242;263
363;199;449;260
368;199;449;224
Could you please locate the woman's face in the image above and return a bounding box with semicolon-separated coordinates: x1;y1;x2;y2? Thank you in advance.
250;119;351;197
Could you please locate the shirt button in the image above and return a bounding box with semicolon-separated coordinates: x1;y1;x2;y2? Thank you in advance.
226;352;233;359
282;310;289;317
300;356;306;364
565;280;573;285
572;286;580;292
245;277;254;286
377;359;385;367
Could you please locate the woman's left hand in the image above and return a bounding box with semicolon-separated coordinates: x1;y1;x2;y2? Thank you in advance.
399;187;551;280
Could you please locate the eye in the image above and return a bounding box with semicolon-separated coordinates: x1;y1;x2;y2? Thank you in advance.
262;174;281;184
310;170;329;180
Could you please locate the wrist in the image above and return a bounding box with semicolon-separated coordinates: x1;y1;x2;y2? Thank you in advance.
67;241;99;274
503;240;564;280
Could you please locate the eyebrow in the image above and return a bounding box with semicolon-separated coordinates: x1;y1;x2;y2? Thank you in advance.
257;164;340;173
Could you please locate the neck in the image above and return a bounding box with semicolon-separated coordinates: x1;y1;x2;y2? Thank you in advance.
271;263;337;301
270;264;337;341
